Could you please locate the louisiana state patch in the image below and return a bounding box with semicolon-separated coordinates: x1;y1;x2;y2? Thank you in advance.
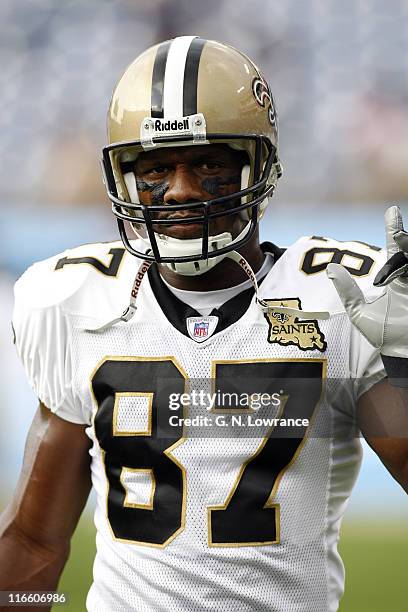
264;298;327;352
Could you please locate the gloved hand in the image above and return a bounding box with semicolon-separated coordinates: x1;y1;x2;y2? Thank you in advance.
327;205;408;387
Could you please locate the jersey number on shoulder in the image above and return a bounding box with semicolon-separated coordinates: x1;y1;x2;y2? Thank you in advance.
92;357;324;548
301;239;378;277
55;247;125;276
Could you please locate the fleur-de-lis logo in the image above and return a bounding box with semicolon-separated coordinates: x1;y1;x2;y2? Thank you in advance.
252;75;276;127
272;311;289;324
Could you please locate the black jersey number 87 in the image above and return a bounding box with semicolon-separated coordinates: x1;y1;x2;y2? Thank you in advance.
92;357;325;548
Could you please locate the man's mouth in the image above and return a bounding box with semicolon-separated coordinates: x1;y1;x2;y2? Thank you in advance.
161;211;203;222
155;211;204;228
153;212;204;239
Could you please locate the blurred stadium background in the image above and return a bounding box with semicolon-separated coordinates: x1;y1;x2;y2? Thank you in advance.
0;0;406;610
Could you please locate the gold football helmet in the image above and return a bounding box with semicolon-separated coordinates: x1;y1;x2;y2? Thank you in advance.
102;36;282;275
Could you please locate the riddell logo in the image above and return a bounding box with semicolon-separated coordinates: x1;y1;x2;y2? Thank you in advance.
154;118;189;132
131;262;151;298
239;257;256;284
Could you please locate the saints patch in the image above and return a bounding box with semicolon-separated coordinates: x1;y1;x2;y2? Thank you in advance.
264;298;327;352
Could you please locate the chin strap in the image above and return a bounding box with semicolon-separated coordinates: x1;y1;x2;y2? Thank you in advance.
85;250;330;333
226;251;330;320
84;259;153;332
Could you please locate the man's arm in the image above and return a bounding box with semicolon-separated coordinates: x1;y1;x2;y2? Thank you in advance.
327;206;408;496
0;402;92;607
358;378;408;494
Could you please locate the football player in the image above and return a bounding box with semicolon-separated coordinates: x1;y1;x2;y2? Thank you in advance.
0;36;407;612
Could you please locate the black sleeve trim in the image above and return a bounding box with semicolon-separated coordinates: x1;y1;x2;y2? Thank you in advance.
381;354;408;388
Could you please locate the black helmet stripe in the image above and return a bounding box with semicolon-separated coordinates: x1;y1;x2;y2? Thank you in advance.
150;36;206;119
151;40;171;118
183;37;206;116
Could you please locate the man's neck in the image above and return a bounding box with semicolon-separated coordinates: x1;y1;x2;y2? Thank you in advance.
157;232;265;291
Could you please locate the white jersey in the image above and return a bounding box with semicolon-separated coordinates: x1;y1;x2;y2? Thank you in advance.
13;236;386;612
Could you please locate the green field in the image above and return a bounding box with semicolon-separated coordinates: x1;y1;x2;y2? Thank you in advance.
56;514;407;611
338;519;408;611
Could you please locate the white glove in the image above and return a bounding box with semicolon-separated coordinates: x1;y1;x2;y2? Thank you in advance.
327;206;408;385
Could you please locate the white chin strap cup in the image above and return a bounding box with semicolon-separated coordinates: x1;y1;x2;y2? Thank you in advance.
156;222;252;276
156;232;233;276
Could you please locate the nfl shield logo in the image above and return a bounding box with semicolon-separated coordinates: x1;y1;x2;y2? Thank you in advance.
194;321;209;338
186;316;219;343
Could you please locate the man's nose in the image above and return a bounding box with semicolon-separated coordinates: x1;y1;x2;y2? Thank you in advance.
163;166;203;205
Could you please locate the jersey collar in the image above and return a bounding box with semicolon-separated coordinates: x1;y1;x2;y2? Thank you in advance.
147;242;284;340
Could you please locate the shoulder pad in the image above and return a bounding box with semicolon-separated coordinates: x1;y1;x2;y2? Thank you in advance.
14;241;133;316
261;236;387;315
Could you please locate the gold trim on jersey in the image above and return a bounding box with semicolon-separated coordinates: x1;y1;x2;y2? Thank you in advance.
112;392;153;436
120;467;156;510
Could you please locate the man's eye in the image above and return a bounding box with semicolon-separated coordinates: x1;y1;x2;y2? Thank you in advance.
146;166;170;175
200;162;222;171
